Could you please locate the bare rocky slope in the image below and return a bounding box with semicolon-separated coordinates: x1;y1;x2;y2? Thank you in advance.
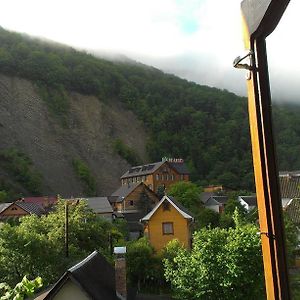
0;73;148;197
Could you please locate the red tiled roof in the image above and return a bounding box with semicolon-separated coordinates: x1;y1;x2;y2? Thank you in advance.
17;196;58;207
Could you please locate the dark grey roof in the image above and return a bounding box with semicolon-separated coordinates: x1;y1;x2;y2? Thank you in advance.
84;197;113;214
111;182;141;202
200;192;215;203
279;173;300;199
239;196;257;207
212;196;228;205
15;202;45;216
121;161;165;179
45;251;118;300
120;161;189;179
167;196;194;218
168;162;190;174
205;197;222;207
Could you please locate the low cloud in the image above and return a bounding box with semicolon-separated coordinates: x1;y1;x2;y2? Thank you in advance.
0;0;299;102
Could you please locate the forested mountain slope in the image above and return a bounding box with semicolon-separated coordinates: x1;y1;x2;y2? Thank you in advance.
0;26;299;198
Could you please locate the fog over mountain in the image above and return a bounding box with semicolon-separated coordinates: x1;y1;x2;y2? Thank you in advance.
0;0;299;102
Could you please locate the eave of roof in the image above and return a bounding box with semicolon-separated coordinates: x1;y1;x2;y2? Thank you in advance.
141;195;193;221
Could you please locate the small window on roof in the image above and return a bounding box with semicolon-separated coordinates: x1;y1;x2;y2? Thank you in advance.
163;201;170;211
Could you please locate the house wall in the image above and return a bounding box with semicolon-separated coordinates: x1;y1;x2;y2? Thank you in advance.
52;279;90;300
146;202;191;252
238;198;249;211
152;167;189;194
206;205;220;213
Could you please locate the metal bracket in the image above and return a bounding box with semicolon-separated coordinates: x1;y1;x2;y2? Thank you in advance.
233;50;254;80
260;231;276;240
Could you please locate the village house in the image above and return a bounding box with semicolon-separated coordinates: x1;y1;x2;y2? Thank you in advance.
120;158;189;194
35;250;123;300
110;182;159;214
141;195;194;252
0;201;45;220
238;195;257;211
110;182;160;239
84;197;114;221
201;192;228;213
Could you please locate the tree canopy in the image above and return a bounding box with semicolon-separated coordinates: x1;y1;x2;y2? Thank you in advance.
163;223;265;300
0;199;124;286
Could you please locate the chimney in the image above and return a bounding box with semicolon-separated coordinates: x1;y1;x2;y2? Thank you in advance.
114;246;127;300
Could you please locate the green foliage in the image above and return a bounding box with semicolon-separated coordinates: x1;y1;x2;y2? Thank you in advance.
0;190;8;203
167;181;202;213
137;192;153;215
290;273;300;300
112;139;142;166
283;212;299;267
195;207;220;229
163;225;264;300
0;199;123;286
37;83;69;122
0;276;42;300
126;238;165;293
0;148;42;195
72;159;96;196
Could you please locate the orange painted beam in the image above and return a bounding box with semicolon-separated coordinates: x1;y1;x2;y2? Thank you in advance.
239;0;290;299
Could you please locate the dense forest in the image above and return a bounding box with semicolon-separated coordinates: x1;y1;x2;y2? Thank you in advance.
0;26;300;192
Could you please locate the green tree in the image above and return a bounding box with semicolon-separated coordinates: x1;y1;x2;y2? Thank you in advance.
167;181;202;213
0;276;42;300
126;237;165;292
0;190;8;203
195;207;220;229
163;224;264;300
0;199;123;286
72;159;96;196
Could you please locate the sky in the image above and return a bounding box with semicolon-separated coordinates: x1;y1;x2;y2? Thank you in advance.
0;0;299;101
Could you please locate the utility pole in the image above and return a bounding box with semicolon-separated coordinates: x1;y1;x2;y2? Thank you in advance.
234;1;290;299
65;201;69;258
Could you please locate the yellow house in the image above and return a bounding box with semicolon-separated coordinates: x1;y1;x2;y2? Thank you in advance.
141;195;194;252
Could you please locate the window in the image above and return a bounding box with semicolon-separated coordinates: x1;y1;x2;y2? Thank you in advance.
129;200;134;206
171;174;174;181
162;222;174;235
156;174;159;180
11;207;17;211
180;174;184;180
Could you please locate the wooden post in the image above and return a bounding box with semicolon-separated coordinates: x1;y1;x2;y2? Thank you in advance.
65;201;69;258
238;0;291;299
